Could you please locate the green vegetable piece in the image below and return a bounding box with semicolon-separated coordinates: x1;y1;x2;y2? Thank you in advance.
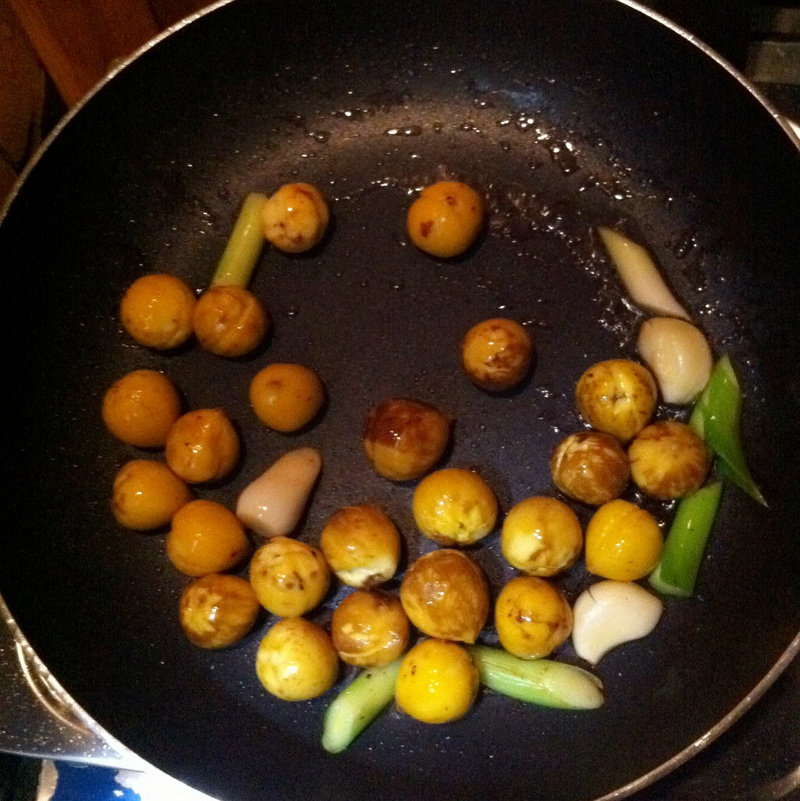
211;192;268;288
689;355;766;506
321;659;401;754
649;481;724;597
468;645;603;710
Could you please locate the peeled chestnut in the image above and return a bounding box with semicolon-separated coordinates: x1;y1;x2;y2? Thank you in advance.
330;589;409;667
575;359;657;442
362;397;451;481
550;430;630;505
628;420;711;500
400;549;489;643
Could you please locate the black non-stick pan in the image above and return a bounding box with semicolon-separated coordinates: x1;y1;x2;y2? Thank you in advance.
1;1;798;799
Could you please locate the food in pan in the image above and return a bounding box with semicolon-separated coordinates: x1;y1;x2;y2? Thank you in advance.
406;180;484;258
179;573;260;649
249;363;326;433
165;408;240;484
261;182;330;253
400;549;489;643
584;499;663;582
167;499;251;577
236;447;323;539
330;589;409;667
103;181;767;752
111;459;192;530
322;659;402;753
689;355;766;505
571;580;663;665
412;467;498;546
102;369;182;448
256;617;339;701
210;192;268;288
395;638;479;723
319;504;400;588
119;273;197;350
193;284;270;357
495;575;573;659
649;481;724;597
597;226;690;320
637;316;713;404
468;645;603;709
550;431;630;506
575;358;658;442
500;496;583;577
362;396;451;481
628;420;711;500
249;536;331;617
460;317;534;391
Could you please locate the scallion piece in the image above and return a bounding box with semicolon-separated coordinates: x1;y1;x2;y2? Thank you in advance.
649;481;724;597
689;355;766;506
468;645;604;710
321;659;401;754
210;192;268;287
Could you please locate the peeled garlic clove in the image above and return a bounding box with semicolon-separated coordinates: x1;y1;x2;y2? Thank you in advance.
572;580;663;665
236;447;322;539
637;317;713;405
597;227;690;321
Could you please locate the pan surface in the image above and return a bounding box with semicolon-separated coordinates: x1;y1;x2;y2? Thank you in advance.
1;1;799;799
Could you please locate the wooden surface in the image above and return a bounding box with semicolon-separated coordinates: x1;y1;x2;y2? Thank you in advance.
5;0;212;107
0;0;212;205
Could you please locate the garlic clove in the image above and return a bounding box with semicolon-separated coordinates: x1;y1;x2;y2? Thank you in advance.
597;227;690;321
637;317;713;405
236;447;322;539
572;580;663;665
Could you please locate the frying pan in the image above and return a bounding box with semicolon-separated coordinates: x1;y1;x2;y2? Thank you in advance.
1;0;798;799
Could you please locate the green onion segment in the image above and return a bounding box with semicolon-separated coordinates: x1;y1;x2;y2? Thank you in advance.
689;355;766;506
649;481;724;597
211;192;268;288
321;659;401;754
469;645;604;710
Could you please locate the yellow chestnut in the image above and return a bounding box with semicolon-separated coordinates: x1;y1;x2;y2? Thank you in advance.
330;589;409;667
249;363;325;433
111;459;192;530
179;574;260;649
400;549;489;643
500;496;583;577
256;617;338;701
319;504;400;587
120;273;196;350
395;639;479;723
412;467;498;546
407;181;484;259
249;536;330;617
495;576;573;659
575;359;657;442
261;182;329;253
362;397;451;482
165;408;240;484
628;420;711;500
550;430;630;506
193;285;269;357
585;499;663;581
102;369;182;448
461;318;534;392
167;499;251;577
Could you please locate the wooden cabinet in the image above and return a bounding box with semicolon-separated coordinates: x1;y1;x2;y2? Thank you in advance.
4;0;214;107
